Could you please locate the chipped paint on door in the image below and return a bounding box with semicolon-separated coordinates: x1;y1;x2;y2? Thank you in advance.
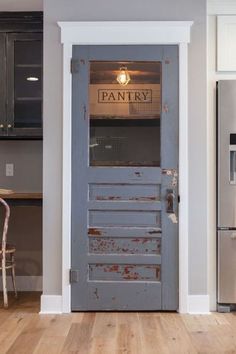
89;237;161;254
71;45;179;311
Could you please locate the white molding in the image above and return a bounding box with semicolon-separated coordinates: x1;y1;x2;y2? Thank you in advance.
217;16;236;71
40;295;62;314
208;0;236;15
0;276;42;291
188;295;210;314
57;21;193;314
58;21;193;45
61;43;72;314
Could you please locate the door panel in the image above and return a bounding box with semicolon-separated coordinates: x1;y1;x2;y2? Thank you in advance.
89;264;161;281
218;231;236;303
218;81;236;227
89;183;160;201
71;45;179;310
87;283;162;311
89;210;161;227
89;237;161;255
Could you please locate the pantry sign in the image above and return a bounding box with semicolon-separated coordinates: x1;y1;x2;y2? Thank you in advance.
98;89;152;103
89;83;160;118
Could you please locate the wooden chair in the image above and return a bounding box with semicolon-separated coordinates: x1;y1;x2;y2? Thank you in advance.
0;198;17;308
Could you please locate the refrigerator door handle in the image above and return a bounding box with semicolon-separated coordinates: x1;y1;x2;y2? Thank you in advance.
230;145;236;184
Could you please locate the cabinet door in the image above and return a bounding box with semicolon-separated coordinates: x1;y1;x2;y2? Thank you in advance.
0;33;7;136
7;33;43;138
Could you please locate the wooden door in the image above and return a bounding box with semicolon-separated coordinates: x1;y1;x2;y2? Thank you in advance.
71;45;179;310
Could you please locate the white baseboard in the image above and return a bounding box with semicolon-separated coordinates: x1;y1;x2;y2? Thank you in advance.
0;276;42;291
188;295;210;314
40;295;62;314
39;294;210;314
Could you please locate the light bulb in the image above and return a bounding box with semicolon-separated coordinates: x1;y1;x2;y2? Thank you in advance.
116;66;130;86
27;77;39;82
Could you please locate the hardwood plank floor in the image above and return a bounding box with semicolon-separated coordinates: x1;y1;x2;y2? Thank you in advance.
1;293;236;353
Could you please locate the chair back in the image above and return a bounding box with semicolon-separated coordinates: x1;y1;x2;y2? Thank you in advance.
0;198;10;254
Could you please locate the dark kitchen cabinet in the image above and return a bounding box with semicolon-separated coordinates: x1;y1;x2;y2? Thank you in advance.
0;12;43;139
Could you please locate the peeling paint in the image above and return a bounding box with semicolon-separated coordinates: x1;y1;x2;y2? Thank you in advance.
94;288;99;299
162;168;173;176
168;213;178;224
148;229;161;235
134;171;142;177
129;196;159;201
96;196;121;201
171;170;178;187
89;237;161;254
103;264;119;272
88;228;102;236
95;196;159;201
171;179;177;187
162;168;178;187
89;264;161;281
162;168;178;176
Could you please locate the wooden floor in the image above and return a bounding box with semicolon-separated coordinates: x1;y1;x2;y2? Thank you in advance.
0;293;236;353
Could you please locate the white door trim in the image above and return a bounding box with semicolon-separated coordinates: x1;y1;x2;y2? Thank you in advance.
55;21;193;313
207;0;236;15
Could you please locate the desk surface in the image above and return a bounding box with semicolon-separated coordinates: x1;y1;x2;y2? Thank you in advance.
0;190;42;200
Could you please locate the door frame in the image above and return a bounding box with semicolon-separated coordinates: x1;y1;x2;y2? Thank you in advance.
58;21;193;313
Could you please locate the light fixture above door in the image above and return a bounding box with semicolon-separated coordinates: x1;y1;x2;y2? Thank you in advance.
116;66;130;86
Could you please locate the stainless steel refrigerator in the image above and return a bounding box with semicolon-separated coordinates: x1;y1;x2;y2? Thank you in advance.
217;80;236;311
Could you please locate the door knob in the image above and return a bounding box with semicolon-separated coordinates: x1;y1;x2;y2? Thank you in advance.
166;189;174;213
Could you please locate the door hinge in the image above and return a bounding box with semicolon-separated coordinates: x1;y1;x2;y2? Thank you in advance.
70;59;79;74
178;195;180;203
69;269;79;283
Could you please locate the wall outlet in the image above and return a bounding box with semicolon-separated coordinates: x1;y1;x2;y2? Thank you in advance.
6;163;14;177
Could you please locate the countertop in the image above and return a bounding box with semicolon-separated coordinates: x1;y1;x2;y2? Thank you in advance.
0;190;42;200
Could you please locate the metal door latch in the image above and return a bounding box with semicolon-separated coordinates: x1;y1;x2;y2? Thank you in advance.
166;189;175;213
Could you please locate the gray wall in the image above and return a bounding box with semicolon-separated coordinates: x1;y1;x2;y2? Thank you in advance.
44;0;207;295
0;141;42;191
0;0;42;11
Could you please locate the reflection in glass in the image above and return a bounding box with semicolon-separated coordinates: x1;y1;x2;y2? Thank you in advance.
89;61;161;166
14;40;42;128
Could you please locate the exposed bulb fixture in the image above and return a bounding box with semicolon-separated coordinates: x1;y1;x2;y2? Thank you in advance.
116;66;130;86
27;77;39;82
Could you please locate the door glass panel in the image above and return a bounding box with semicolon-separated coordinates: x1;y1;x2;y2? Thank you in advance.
89;61;161;166
14;40;42;128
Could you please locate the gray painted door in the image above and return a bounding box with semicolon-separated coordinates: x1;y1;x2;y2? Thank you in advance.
71;45;179;311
